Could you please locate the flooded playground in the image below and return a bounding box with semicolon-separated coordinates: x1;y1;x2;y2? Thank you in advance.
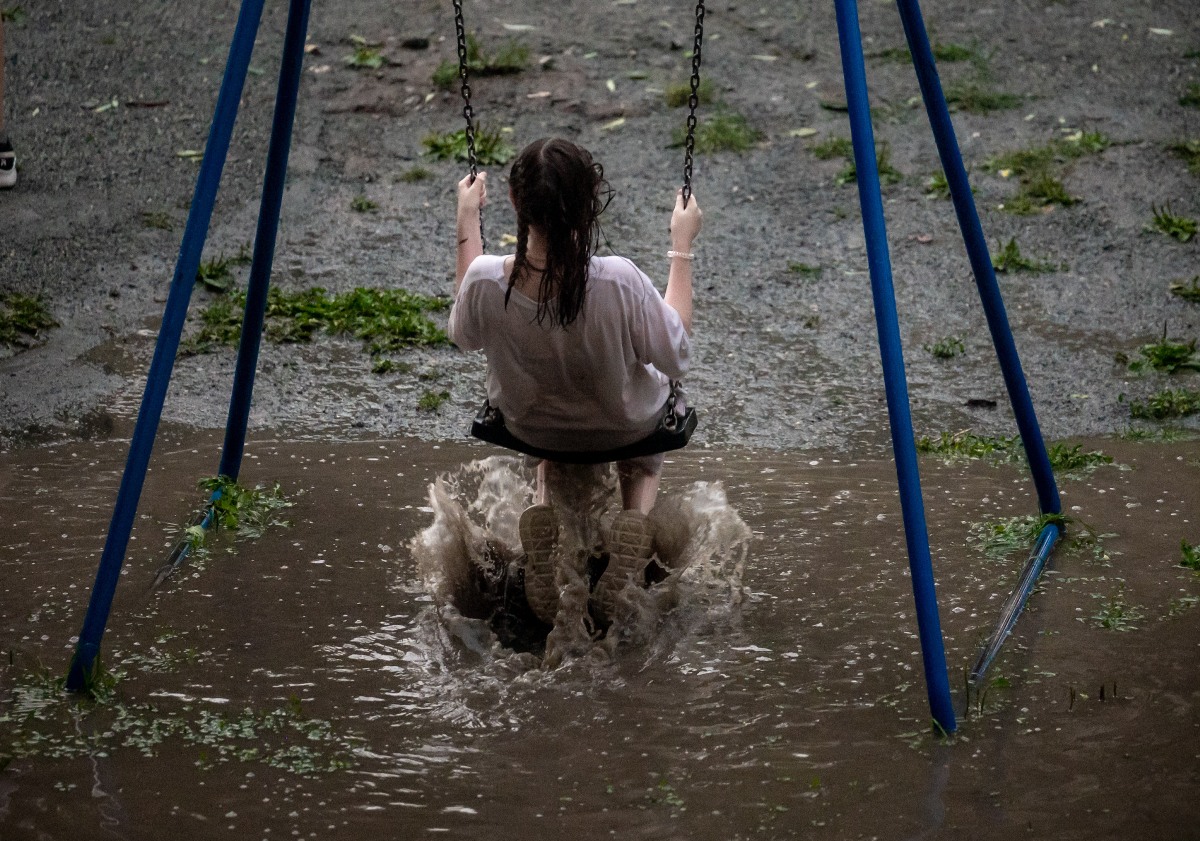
2;0;1199;836
1;428;1197;839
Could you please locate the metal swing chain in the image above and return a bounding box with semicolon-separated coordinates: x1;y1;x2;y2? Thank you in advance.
452;0;486;250
681;0;706;207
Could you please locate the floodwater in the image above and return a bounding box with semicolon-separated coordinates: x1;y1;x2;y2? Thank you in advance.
1;429;1198;840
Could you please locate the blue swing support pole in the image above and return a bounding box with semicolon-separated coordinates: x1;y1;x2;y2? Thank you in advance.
830;0;1064;726
833;0;957;734
67;0;313;690
894;0;1062;691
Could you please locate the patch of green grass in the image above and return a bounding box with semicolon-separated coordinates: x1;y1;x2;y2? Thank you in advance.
1149;204;1197;242
917;430;1018;461
422;126;516;166
182;287;449;357
432;34;529;89
673;110;763;154
0;293;58;349
787;261;822;277
874;42;978;63
944;81;1020;113
1091;586;1144;631
196;243;253;293
992;238;1063;272
350;194;378;213
1180;539;1200;571
1167;139;1200;175
925;170;951;199
1127;335;1200;374
836;143;903;186
199;475;293;540
665;77;716;108
1;6;26;24
924;335;965;359
811;136;853;160
1180;83;1200;107
140;210;174;230
985;133;1110;176
398;166;432;183
1045;443;1114;474
970;513;1067;561
345;35;385;70
417;389;451;411
1004;172;1077;214
1169;276;1200;303
1124;388;1200;420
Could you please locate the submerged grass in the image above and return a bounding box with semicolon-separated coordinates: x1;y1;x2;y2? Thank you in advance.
182;287;450;357
917;431;1114;476
423;125;516;166
0;661;359;774
969;513;1067;561
199;475;293;540
0;292;58;349
1180;539;1200;571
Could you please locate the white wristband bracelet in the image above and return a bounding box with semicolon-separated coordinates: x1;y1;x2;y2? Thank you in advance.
667;250;695;261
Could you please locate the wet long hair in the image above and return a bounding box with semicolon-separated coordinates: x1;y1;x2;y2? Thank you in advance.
506;138;612;327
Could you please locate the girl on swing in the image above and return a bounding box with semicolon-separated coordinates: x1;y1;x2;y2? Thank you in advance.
448;137;702;625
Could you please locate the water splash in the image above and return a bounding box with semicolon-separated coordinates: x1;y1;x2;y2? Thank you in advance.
409;456;752;668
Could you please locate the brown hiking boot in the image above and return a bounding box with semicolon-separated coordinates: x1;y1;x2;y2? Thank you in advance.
519;504;560;625
593;510;656;624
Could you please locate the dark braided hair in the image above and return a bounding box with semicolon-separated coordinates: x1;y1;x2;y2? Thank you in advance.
507;138;612;327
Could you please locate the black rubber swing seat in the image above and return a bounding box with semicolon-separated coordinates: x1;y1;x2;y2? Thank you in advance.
470;400;698;464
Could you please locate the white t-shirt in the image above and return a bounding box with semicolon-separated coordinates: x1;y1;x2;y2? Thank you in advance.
448;255;690;450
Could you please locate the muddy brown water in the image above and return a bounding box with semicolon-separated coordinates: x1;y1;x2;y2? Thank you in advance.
1;429;1197;840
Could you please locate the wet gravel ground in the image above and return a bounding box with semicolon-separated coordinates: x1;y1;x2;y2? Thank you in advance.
1;0;1199;453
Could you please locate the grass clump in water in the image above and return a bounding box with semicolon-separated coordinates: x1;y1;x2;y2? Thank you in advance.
1180;539;1200;571
1124;388;1200;420
182;287;449;357
992;238;1063;273
1149;204;1197;242
199;476;293;540
924;335;965;359
917;430;1017;461
664;77;716;108
1091;586;1144;631
0;293;57;350
423;126;516;166
969;512;1067;561
673;110;762;153
432;34;529;88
